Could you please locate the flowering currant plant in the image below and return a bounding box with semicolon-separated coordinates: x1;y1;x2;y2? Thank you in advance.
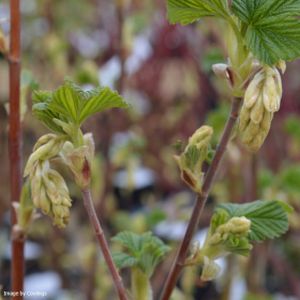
16;1;300;299
20;80;170;300
160;0;299;298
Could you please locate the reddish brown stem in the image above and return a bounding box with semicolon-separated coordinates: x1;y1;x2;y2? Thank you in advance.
9;1;24;299
160;97;242;300
81;188;128;300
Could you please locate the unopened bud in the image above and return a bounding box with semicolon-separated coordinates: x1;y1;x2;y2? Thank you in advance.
59;133;95;189
201;256;221;281
24;134;65;177
209;216;251;246
39;185;51;214
262;68;282;112
83;133;95;163
244;71;264;109
212;63;230;80
175;126;213;193
221;217;251;235
189;126;213;147
250;95;264;124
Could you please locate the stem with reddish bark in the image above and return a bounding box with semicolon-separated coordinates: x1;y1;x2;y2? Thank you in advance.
160;97;241;300
81;188;128;300
9;1;24;299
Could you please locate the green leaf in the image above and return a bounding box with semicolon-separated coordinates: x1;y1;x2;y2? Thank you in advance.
167;0;229;25
112;231;170;277
216;200;290;242
232;0;300;64
138;234;171;276
78;87;129;124
50;82;81;123
112;231;142;256
32;91;65;133
32;80;128;134
112;252;138;269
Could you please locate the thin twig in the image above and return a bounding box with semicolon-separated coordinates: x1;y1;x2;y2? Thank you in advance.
160;97;242;300
9;1;24;299
81;188;129;300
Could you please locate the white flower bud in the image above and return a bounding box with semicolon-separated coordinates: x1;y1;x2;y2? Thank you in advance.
250;95;264;124
212;63;230;80
83;133;95;163
262;68;282;113
244;71;264;109
39;185;51;214
33;133;58;151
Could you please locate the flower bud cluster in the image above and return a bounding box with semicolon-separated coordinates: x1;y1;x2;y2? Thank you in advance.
208;216;251;245
238;66;283;152
29;160;72;228
24;134;72;227
175;126;213;193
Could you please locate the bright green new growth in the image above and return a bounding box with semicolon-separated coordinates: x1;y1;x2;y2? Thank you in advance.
33;80;128;136
216;200;291;242
231;0;300;65
187;200;291;281
112;231;170;277
112;231;170;300
168;0;300;65
24;80;128;227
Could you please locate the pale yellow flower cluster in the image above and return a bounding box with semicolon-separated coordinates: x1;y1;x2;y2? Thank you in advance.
208;216;251;245
24;134;71;227
239;66;283;151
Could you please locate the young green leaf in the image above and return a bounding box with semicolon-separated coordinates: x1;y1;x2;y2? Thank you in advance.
232;0;300;64
78;87;128;124
113;252;138;269
112;231;170;277
50;82;81;123
167;0;229;25
216;200;290;242
33;91;66;134
32;80;128;134
112;231;143;256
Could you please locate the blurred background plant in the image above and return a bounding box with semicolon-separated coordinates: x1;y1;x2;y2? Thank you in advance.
1;0;300;299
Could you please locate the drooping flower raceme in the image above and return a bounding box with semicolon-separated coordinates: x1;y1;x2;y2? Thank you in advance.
23;132;96;228
238;66;283;152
